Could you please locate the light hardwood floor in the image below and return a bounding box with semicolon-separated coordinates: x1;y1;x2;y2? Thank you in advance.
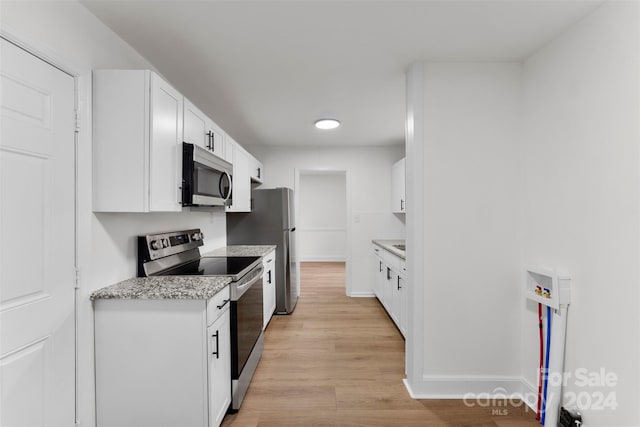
222;262;539;426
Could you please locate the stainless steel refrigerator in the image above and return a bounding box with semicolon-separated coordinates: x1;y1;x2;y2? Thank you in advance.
226;188;299;314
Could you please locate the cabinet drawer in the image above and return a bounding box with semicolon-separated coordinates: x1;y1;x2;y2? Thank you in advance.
262;251;275;268
207;286;230;326
383;250;401;272
373;245;383;258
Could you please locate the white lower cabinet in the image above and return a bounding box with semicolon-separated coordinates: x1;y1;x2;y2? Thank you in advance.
373;247;385;300
387;267;400;326
94;288;231;427
262;250;276;329
208;307;231;427
372;245;407;338
398;273;408;336
382;264;393;314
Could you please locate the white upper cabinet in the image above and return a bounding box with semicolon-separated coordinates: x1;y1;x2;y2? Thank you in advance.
93;69;261;213
391;157;406;213
183;98;225;161
222;136;234;164
249;155;263;184
93;70;183;212
226;137;251;212
226;140;264;212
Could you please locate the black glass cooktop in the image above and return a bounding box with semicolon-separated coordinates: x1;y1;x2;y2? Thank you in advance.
159;256;260;277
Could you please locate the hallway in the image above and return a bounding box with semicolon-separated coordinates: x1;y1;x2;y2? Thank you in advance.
222;262;538;426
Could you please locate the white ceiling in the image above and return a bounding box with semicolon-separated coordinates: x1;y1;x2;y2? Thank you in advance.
81;0;602;148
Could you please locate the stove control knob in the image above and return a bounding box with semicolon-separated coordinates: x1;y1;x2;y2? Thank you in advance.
150;240;161;250
191;232;202;241
161;238;170;248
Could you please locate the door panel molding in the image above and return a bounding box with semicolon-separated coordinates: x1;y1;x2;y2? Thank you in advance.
1;34;78;426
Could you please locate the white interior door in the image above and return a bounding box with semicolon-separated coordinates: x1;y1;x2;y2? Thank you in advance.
0;38;76;427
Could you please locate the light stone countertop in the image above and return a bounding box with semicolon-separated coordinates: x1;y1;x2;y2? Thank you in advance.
372;239;406;260
90;245;276;301
90;276;232;300
202;245;277;258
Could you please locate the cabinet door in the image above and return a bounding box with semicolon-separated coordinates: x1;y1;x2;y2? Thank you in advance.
373;248;384;300
375;258;385;301
249;155;263;183
226;142;251;212
268;261;276;317
391;158;406;213
207;120;225;160
184;98;209;148
223;136;234;164
149;73;183;212
387;268;400;326
208;310;231;427
381;265;391;312
400;159;405;211
398;274;407;338
262;251;276;329
184;98;226;160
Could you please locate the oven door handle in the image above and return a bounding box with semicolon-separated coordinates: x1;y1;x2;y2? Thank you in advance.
233;265;264;300
237;267;263;291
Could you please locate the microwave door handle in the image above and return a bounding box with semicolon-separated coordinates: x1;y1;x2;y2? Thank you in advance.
220;171;232;201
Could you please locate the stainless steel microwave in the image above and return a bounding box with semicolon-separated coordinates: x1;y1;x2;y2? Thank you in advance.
182;142;232;207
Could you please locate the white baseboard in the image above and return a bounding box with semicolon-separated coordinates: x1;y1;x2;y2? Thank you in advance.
300;256;346;262
404;375;536;405
348;291;375;298
520;377;538;412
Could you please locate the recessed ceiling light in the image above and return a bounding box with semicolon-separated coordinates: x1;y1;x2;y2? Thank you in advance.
314;118;340;130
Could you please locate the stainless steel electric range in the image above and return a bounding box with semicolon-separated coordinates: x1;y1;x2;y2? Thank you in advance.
137;229;264;412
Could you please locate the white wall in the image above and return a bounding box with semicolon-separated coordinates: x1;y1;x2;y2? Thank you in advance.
521;2;640;425
298;172;347;262
419;63;523;390
1;2;227;425
249;145;406;296
405;4;640;426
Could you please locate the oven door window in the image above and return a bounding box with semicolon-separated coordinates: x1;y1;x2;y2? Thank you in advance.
231;279;263;378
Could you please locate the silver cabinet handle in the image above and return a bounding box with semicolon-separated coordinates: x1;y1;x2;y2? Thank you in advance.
206;131;213;150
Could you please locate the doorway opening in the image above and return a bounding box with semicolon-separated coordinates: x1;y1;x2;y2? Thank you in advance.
295;169;350;296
